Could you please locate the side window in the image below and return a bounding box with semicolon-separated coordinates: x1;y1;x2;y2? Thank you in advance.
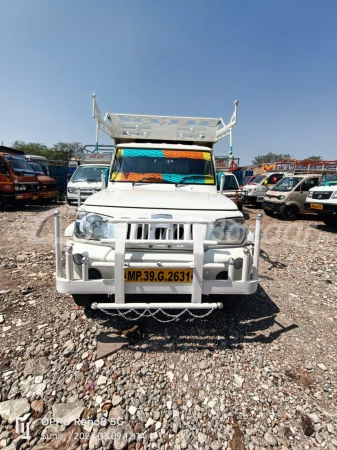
0;158;9;175
301;178;319;191
266;173;283;185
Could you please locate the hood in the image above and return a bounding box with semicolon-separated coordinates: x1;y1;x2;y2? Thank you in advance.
68;181;102;188
85;188;238;211
36;175;56;183
310;185;337;192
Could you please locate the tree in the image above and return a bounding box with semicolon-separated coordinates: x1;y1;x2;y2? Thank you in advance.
252;153;291;165
53;141;83;158
305;155;322;161
11;140;83;161
12;141;51;157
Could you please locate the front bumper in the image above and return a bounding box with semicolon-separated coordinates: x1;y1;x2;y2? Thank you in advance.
15;192;40;201
304;202;337;216
54;214;263;309
262;200;286;214
67;191;100;202
238;191;257;204
42;190;57;199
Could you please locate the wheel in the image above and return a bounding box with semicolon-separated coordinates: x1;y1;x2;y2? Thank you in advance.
72;294;108;308
66;198;72;205
264;209;274;217
281;205;299;221
323;216;337;228
0;193;4;211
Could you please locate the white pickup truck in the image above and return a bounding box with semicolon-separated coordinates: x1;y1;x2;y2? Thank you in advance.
54;96;262;315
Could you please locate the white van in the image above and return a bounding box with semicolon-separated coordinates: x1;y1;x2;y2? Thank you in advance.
66;164;109;204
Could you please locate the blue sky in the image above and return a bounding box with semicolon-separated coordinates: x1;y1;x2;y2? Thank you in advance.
1;0;336;165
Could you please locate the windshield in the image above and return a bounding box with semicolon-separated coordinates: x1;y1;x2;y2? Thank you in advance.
111;148;215;184
6;156;35;175
253;174;266;184
324;173;337;183
71;165;109;182
242;175;255;186
28;162;45;175
271;177;302;192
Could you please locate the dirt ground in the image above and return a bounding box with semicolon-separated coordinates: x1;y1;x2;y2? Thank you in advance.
0;202;336;449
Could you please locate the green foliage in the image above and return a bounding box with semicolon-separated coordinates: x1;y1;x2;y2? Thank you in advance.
252;153;291;165
305;155;322;161
11;140;83;161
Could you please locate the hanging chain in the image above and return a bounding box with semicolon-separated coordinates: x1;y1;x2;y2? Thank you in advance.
98;306;216;323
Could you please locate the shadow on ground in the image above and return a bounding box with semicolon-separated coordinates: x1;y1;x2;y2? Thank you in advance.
1;202;64;213
84;285;298;352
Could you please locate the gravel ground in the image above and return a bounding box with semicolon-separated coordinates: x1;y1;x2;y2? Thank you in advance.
0;203;336;450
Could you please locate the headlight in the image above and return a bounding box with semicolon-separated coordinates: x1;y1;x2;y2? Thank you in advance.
278;195;285;200
307;191;313;198
332;191;337;199
207;217;246;245
68;188;77;193
75;209;114;240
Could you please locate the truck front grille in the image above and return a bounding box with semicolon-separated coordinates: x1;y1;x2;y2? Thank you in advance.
312;191;332;200
42;183;57;191
127;223;194;241
22;183;39;193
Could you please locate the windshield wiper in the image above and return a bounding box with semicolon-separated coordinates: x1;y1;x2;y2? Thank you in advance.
86;179;99;183
132;177;167;186
175;174;214;187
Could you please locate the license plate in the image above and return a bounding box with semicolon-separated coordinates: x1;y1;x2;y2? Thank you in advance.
125;268;193;283
32;195;38;200
310;203;323;210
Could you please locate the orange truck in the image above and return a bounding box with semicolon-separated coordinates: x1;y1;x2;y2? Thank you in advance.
0;146;41;209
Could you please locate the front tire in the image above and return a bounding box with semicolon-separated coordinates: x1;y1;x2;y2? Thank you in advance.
264;209;274;217
281;205;299;221
72;294;108;308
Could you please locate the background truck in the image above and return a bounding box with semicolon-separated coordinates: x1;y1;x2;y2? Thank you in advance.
304;172;337;228
66;146;113;204
239;171;286;206
262;174;323;220
54;96;262;316
24;156;58;202
0;146;40;209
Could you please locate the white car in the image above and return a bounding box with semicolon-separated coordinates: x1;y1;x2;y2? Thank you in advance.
66;164;109;204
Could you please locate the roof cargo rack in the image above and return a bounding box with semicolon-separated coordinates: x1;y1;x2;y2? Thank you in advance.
71;144;114;166
262;158;337;174
214;156;240;172
92;95;238;149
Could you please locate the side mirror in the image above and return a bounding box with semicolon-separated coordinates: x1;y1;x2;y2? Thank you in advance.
104;168;109;184
218;174;225;195
217;172;225;191
6;171;10;178
263;180;268;185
